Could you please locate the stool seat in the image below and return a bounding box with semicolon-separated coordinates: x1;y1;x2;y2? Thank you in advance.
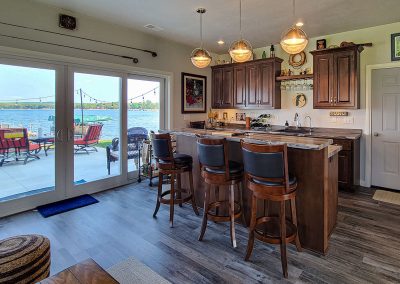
173;153;193;165
205;161;243;175
0;234;50;283
253;176;297;187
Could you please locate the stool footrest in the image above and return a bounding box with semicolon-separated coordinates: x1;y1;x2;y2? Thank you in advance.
207;200;242;222
254;217;297;245
159;189;193;205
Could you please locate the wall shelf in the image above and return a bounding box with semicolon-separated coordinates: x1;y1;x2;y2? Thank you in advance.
276;74;313;81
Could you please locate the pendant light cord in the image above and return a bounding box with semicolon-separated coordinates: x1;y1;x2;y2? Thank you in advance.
200;11;203;48
239;0;243;38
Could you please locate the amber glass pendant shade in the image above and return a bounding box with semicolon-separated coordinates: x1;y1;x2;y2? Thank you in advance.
229;39;253;63
280;26;308;54
191;47;212;68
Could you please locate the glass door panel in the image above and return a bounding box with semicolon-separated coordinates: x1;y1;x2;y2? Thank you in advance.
0;63;58;201
127;78;161;178
72;72;122;186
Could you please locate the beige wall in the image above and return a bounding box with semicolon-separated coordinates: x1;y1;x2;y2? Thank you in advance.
0;0;212;128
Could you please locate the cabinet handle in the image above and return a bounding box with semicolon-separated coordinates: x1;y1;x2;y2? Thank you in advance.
330;97;333;103
334;98;337;104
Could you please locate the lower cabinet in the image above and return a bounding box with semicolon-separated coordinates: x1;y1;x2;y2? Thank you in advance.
333;138;360;191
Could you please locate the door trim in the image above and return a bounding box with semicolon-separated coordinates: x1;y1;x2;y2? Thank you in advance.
365;62;400;187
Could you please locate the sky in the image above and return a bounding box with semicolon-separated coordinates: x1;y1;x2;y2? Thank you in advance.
0;64;160;104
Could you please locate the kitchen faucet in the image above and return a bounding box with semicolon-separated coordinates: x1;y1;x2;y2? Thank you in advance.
294;113;301;129
305;115;312;134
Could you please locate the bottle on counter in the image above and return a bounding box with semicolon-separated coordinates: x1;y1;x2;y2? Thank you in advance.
245;117;251;129
285;120;289;129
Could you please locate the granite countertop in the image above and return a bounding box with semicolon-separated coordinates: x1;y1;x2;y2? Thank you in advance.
209;124;362;140
173;128;333;150
328;145;342;158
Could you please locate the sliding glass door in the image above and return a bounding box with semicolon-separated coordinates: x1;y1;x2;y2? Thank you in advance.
67;67;125;196
0;55;166;217
0;58;67;216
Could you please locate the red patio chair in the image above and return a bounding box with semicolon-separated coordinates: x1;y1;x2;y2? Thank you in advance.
74;124;103;154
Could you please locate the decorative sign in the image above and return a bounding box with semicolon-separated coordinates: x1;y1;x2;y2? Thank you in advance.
181;73;207;113
391;33;400;61
330;111;349;116
293;93;307;108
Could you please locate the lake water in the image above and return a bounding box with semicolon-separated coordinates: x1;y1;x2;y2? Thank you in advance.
0;109;160;139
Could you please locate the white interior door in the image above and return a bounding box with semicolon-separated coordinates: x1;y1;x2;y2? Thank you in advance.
371;67;400;190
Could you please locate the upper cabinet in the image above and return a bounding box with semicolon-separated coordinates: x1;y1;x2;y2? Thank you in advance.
311;46;363;109
211;58;282;109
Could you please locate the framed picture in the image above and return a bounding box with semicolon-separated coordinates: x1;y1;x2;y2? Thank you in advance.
391;33;400;61
181;72;207;113
316;39;326;50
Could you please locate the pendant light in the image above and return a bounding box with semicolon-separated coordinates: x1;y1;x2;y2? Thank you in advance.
280;0;309;54
191;8;212;68
229;0;253;63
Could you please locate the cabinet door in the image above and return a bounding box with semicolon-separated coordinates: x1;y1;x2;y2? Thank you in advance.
313;53;334;108
212;68;223;108
338;150;352;188
234;66;246;108
246;64;259;107
221;67;234;108
258;62;273;106
334;50;357;108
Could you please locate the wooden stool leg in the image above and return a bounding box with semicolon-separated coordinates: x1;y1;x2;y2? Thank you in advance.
198;183;210;241
176;173;182;207
189;170;199;215
290;198;302;252
280;201;288;278
169;173;175;228
229;185;237;248
238;182;246;227
245;194;257;261
153;173;163;218
215;186;220;218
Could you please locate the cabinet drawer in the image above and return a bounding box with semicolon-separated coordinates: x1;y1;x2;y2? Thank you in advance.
333;139;352;151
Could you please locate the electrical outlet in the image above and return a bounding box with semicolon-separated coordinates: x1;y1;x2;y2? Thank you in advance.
344;117;354;124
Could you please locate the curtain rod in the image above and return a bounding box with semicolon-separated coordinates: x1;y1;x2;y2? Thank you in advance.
0;33;139;64
0;21;157;57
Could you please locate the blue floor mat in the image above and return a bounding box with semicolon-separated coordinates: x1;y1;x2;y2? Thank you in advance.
37;194;98;218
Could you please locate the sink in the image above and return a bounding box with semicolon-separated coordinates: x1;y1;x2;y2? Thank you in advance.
270;128;313;136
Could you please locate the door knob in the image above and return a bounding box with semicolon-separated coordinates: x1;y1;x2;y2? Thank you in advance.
373;132;379;137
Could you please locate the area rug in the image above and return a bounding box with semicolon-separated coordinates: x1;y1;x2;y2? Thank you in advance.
107;257;171;284
37;194;98;218
373;190;400;206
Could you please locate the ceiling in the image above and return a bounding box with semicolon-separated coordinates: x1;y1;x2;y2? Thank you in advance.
34;0;400;53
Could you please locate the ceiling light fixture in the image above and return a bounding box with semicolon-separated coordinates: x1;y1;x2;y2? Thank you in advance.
280;0;309;54
229;0;253;63
217;40;225;45
191;8;212;68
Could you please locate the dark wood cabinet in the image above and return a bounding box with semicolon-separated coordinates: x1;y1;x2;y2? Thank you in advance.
311;46;362;109
211;58;282;109
211;67;234;108
332;138;360;191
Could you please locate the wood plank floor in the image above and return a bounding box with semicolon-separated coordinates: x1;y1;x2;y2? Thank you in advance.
0;183;399;283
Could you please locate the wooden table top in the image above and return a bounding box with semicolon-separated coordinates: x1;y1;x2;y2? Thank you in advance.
39;258;118;284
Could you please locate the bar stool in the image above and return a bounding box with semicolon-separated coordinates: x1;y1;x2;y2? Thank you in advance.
197;137;244;248
241;141;302;278
152;133;199;227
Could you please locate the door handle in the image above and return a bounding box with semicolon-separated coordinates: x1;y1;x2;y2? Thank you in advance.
56;129;64;142
373;132;379;137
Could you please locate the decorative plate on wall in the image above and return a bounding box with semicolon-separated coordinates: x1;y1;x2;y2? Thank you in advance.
293;93;307;108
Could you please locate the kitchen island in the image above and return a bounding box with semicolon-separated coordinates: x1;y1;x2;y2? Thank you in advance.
172;128;341;254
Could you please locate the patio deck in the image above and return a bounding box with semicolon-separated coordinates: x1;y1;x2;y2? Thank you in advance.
0;147;137;200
